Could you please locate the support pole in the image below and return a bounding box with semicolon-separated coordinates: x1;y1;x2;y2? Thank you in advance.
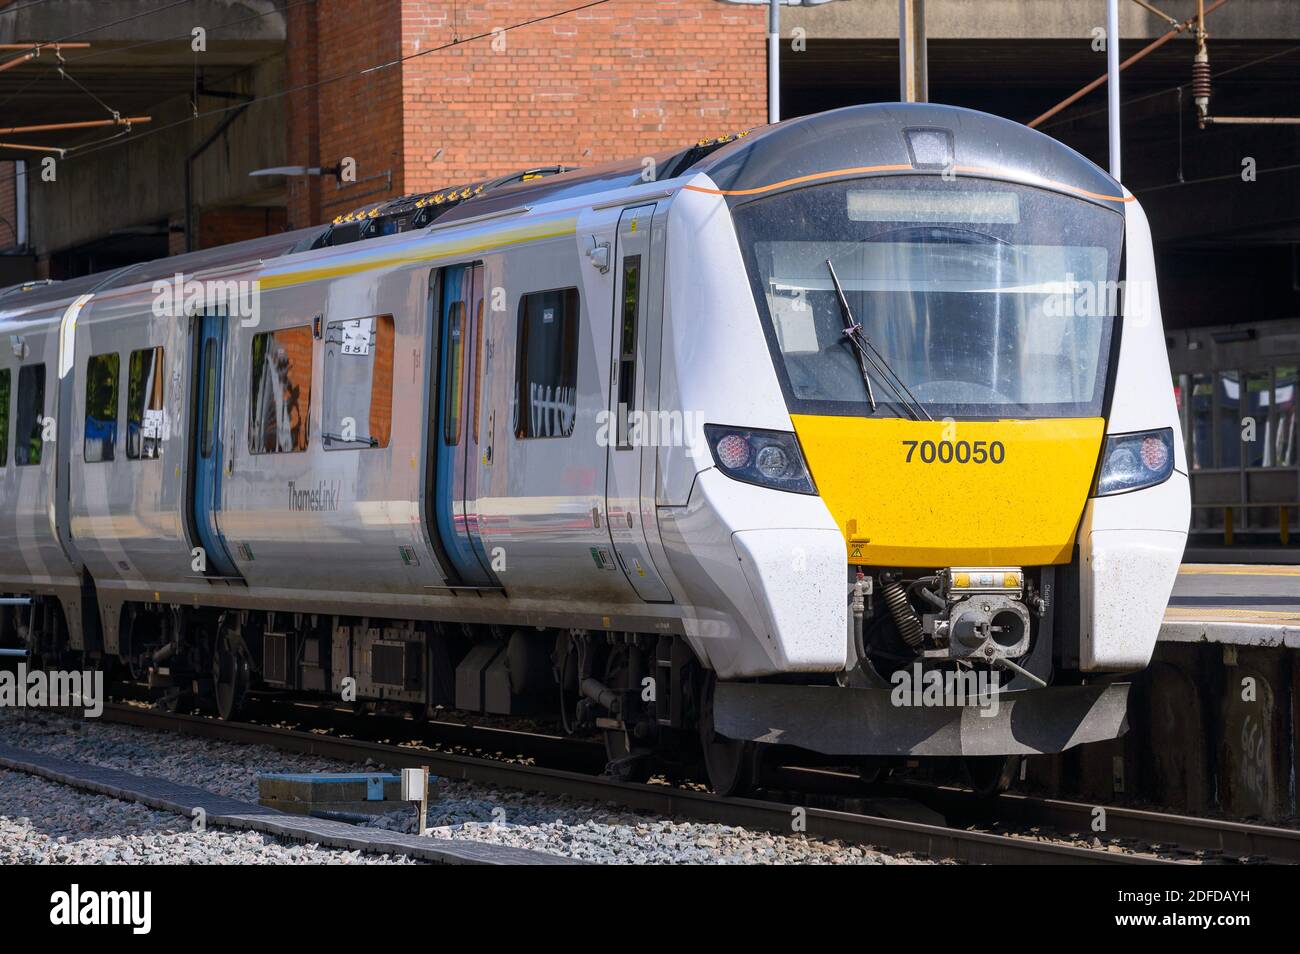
769;0;780;124
899;0;928;103
1106;0;1122;180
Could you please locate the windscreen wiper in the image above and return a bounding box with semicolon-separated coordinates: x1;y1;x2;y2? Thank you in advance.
825;259;933;422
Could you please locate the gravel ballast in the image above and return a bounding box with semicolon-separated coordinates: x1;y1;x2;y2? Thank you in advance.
0;768;415;865
0;708;928;864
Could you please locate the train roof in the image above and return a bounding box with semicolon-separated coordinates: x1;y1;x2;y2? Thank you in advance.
0;103;1126;309
690;102;1128;210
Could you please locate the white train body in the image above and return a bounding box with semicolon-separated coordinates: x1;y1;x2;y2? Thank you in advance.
0;104;1189;766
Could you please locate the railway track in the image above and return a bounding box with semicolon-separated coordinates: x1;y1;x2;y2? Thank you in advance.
770;767;1300;863
925;785;1300;862
95;701;1196;865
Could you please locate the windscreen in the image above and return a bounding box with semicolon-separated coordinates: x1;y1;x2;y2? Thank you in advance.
732;176;1126;419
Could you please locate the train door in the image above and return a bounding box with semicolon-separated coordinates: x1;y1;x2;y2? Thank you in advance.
190;313;240;579
605;205;672;602
432;264;498;588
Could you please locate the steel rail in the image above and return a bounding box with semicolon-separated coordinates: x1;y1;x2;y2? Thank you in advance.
97;703;1170;865
926;785;1300;863
771;767;1300;864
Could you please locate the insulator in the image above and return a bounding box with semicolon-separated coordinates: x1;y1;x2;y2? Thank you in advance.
1191;59;1212;102
883;581;924;648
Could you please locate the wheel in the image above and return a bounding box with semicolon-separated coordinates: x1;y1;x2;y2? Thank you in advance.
602;646;652;783
212;627;249;721
964;755;1021;797
699;674;756;796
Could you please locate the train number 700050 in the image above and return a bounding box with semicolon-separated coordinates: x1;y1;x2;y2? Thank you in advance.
902;440;1006;464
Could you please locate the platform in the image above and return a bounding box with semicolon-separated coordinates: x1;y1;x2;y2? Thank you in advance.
1160;564;1300;647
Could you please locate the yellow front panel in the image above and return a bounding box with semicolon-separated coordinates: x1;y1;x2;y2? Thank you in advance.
790;415;1105;567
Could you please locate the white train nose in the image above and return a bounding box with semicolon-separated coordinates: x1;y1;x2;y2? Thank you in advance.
732;528;847;671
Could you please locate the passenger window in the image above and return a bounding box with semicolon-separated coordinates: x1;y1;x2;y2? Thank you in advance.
249;325;313;454
514;288;579;439
616;256;641;449
444;301;465;445
127;346;165;460
0;368;9;467
15;364;44;466
322;315;394;450
84;353;120;463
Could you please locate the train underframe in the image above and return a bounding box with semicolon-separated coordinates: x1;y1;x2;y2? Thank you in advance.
3;560;1121;796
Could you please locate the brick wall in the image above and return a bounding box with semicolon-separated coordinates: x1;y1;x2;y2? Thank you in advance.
287;0;767;228
199;207;290;249
287;0;406;229
400;0;767;189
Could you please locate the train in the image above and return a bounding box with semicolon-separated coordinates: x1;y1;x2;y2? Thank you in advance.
0;103;1190;794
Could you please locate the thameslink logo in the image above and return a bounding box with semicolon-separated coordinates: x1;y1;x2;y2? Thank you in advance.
50;885;151;935
287;479;341;512
151;272;261;328
0;664;103;717
889;663;1001;717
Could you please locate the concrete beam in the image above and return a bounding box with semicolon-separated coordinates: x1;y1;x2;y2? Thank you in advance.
25;55;286;255
0;0;286;45
781;0;1300;41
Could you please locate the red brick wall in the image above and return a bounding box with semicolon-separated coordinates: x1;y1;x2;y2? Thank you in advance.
287;0;406;229
287;0;767;228
199;207;289;250
400;0;767;189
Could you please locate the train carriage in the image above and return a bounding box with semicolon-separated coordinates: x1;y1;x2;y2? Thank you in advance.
0;103;1191;793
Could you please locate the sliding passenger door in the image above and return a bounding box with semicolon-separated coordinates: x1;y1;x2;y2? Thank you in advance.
605;206;672;601
189;313;240;579
432;264;498;588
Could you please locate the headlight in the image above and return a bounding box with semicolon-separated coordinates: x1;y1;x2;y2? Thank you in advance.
704;425;816;494
1094;427;1175;496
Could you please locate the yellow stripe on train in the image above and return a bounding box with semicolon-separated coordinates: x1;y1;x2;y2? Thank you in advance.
790;415;1106;568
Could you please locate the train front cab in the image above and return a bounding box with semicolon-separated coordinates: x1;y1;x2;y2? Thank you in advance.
676;106;1191;759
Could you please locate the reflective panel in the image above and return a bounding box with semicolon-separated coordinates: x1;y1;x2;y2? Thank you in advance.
1272;365;1296;468
322;315;394;450
1189;372;1213;471
249;325;313;454
1244;369;1271;468
1216;370;1240;468
84;352;119;463
514;288;579;438
126;346;165;460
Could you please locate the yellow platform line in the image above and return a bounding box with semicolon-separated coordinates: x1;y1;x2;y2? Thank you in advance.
1178;565;1300;577
1164;606;1300;624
